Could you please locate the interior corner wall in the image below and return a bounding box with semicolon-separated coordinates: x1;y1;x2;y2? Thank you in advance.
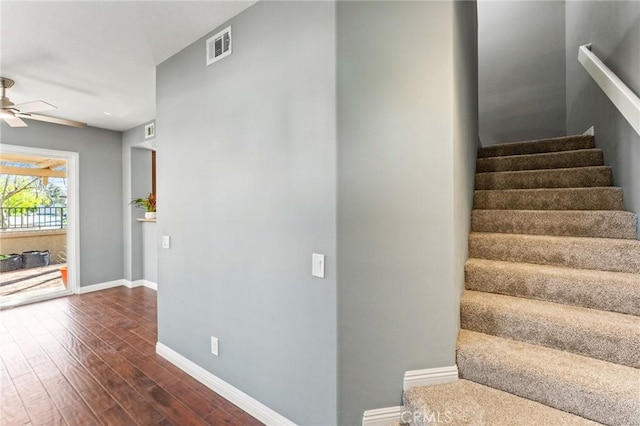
478;0;566;146
0;121;124;286
565;1;640;238
155;2;337;424
453;0;479;311
122;123;153;282
337;2;458;424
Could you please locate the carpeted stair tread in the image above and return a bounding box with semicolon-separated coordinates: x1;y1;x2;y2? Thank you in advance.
473;187;624;210
471;209;638;239
469;232;640;273
403;379;597;426
475;166;612;190
476;149;603;173
465;259;640;316
461;290;640;367
477;135;595;158
457;330;640;425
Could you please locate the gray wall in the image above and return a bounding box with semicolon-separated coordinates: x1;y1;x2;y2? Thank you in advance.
565;1;640;237
478;0;566;145
142;222;158;283
155;2;337;424
1;121;124;286
453;0;480;324
122;123;153;282
337;2;476;423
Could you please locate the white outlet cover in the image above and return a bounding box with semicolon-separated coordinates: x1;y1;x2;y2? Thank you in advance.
210;336;219;356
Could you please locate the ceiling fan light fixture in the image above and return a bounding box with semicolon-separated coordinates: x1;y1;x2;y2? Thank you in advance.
1;97;15;108
0;109;15;119
0;77;86;128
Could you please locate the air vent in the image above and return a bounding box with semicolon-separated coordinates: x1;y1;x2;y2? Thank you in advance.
206;26;232;66
145;122;155;139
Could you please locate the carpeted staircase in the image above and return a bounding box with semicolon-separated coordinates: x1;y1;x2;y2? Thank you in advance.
404;135;640;425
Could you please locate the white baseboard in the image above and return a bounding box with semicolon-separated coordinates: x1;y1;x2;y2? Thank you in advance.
124;280;139;288
403;366;458;390
141;280;157;290
583;126;595;136
362;406;403;426
362;366;458;425
78;279;128;294
156;342;295;426
128;279;157;290
78;279;157;294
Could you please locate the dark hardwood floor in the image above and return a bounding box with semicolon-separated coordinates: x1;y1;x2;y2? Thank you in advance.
0;286;264;426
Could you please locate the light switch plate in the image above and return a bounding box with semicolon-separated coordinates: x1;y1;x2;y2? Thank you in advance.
161;235;171;249
210;336;219;356
312;253;325;278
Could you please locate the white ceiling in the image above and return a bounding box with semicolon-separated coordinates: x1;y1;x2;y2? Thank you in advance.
0;0;257;132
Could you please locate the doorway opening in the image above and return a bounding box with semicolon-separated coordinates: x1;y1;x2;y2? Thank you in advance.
0;145;79;308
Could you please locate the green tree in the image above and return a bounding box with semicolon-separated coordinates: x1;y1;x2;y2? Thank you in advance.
45;182;66;205
0;174;46;228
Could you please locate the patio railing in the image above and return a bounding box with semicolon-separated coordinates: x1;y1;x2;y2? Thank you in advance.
1;207;67;230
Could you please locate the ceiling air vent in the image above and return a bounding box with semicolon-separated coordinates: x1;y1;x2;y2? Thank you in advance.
206;26;232;66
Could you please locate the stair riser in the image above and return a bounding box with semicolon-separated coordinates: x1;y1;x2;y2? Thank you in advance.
461;296;640;368
478;135;595;158
471;210;638;239
469;233;640;274
457;349;639;425
473;188;624;210
477;150;603;173
475;167;612;190
465;261;640;316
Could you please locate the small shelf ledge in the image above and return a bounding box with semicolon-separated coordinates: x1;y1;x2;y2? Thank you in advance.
136;218;157;223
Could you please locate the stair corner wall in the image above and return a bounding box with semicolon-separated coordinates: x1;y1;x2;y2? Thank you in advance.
566;1;640;238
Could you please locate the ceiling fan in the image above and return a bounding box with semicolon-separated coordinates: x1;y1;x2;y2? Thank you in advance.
0;77;86;128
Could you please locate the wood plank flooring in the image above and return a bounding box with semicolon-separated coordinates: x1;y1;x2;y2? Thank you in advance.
0;286;264;426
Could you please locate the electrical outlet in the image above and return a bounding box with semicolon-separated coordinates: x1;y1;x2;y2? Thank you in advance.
210;336;219;356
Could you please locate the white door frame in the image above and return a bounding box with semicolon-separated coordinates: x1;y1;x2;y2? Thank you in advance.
1;144;80;307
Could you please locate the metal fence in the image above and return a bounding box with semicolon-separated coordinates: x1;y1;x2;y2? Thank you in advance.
1;207;67;230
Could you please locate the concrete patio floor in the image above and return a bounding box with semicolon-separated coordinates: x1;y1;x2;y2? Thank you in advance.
0;263;66;299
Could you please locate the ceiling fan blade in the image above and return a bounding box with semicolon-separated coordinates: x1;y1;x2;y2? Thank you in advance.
18;113;86;128
3;114;28;127
13;100;56;113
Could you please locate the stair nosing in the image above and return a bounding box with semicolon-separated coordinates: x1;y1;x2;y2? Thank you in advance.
457;330;640;424
468;230;639;244
475;165;612;177
457;329;640;383
478;135;595;158
461;290;640;364
474;186;622;194
470;209;638;239
477;147;602;162
465;257;640;276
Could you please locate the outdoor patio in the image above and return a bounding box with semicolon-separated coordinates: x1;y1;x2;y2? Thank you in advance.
0;263;66;300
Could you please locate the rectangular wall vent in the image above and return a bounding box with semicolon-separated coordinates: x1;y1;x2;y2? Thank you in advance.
206;26;232;66
144;122;155;139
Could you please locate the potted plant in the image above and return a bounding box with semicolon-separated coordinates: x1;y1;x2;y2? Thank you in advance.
131;193;157;219
0;253;22;272
21;250;51;268
58;250;68;287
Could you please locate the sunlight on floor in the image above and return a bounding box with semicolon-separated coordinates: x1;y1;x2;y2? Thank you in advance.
0;263;67;305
